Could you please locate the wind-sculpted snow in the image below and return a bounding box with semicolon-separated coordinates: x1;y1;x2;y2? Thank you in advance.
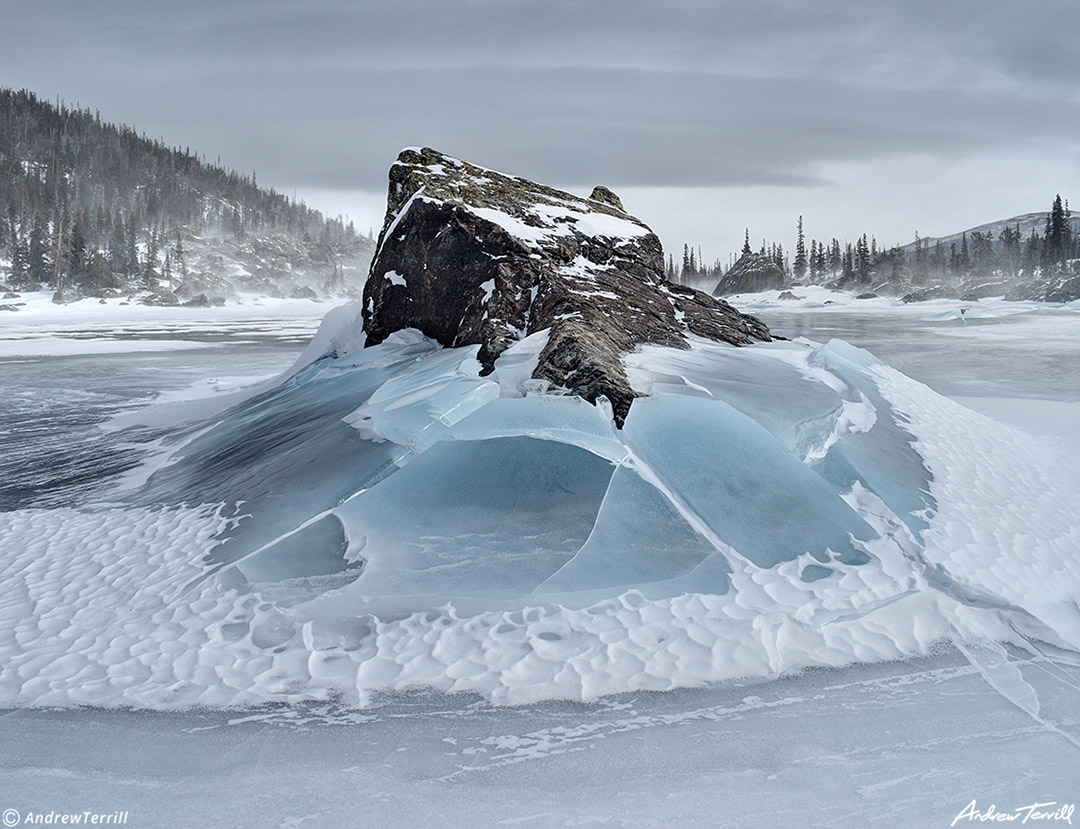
1;327;1079;709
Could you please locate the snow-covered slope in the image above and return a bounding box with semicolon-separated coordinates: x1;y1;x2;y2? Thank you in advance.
905;211;1080;253
1;314;1077;709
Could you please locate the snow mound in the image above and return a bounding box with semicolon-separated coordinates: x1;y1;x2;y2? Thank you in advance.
1;329;1078;708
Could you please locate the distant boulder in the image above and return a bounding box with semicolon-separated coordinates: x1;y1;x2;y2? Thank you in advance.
51;289;78;304
178;271;236;301
855;292;878;300
901;285;960;303
141;291;181;307
712;252;785;296
777;290;802;301
1044;272;1080;303
362;147;770;426
959;276;1009;301
290;285;318;300
588;186;625;212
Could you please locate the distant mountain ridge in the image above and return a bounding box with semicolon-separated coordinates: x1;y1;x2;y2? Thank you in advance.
902;210;1080;254
0;87;373;303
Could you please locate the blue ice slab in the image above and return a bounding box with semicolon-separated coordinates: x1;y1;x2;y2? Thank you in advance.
628;342;845;461
621;394;878;570
814;340;936;540
535;465;729;603
343;345;499;456
449;395;628;461
334;436;615;613
136;339;441;584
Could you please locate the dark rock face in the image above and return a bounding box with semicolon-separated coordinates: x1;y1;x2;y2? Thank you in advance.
1045;273;1080;302
140;290;181;307
712;252;785;296
588;186;625;212
959;276;1009;301
901;285;960;303
51;289;77;304
362;147;770;426
1006;271;1080;303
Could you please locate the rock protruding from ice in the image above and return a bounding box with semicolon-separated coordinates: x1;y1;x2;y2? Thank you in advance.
712;251;786;296
362;147;770;425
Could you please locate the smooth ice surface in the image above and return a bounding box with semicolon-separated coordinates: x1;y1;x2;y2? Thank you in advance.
625;337;847;461
332;436;616;613
621;393;877;570
814;339;937;540
535;465;730;604
3;649;1079;828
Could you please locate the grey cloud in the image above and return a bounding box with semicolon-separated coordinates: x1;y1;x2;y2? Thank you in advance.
1;0;1078;198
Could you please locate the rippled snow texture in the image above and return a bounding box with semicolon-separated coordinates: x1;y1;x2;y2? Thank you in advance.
1;322;1078;708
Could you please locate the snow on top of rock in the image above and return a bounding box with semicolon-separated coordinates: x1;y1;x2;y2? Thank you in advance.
385;147;649;252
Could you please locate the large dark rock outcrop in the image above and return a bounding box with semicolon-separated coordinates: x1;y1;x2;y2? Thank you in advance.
362;147;770;425
712;252;785;296
1005;270;1080;303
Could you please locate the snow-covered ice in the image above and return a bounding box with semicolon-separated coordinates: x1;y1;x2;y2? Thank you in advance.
1;294;1078;825
2;299;1079;709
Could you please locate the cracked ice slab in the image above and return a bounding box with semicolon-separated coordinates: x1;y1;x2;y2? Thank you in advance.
621;394;878;570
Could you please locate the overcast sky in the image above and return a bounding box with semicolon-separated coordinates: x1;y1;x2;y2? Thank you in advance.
3;0;1079;264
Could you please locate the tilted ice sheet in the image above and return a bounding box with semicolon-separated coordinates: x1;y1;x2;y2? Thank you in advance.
534;465;731;605
331;436;616;615
624;338;847;462
342;344;499;459
813;340;937;541
621;394;877;572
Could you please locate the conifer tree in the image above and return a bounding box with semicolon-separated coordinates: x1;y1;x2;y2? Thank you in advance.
793;216;807;280
8;216;24;286
173;230;187;280
999;223;1021;278
27;213;49;285
1044;194;1071;269
144;227;159;289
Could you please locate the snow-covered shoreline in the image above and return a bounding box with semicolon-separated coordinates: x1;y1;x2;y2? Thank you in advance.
716;283;1080;315
0;291;331;358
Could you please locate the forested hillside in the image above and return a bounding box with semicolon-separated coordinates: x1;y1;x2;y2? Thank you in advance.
684;200;1080;302
0;88;373;302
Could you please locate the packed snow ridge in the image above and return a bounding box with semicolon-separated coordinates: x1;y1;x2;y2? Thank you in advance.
361;147;770;426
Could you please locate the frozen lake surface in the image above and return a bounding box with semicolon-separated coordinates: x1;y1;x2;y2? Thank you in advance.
2;649;1078;828
1;292;1078;827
